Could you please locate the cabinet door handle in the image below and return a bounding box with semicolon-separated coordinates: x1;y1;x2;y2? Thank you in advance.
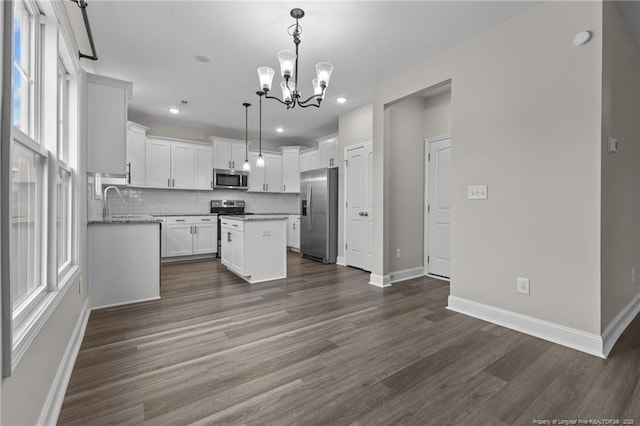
293;223;296;230
172;178;175;187
127;162;131;184
194;226;197;234
168;178;171;187
227;231;232;242
284;184;286;191
232;161;235;168
266;183;269;191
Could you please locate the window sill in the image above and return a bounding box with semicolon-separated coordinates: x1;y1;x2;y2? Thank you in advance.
12;265;80;370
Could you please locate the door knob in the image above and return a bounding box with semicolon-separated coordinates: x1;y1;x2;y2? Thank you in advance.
363;212;369;217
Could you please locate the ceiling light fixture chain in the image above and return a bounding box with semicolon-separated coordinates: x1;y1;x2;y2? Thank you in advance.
257;8;334;110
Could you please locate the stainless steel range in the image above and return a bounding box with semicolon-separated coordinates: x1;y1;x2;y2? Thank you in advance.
211;200;246;257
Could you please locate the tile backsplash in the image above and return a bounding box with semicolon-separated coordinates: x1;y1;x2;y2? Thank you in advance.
89;186;300;220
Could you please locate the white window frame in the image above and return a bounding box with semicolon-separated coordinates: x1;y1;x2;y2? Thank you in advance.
10;129;49;344
8;0;81;370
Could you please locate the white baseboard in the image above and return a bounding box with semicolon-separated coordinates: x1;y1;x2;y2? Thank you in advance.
389;267;425;284
447;296;605;358
602;291;640;357
369;273;391;288
336;256;346;266
368;267;425;287
38;299;90;426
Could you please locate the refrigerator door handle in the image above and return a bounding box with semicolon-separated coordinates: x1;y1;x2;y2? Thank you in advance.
307;185;313;230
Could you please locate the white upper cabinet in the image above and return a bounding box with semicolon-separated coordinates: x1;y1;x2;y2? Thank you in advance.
145;136;211;190
145;137;172;188
300;148;319;172
87;73;132;174
265;153;283;193
194;145;214;190
318;135;338;168
171;142;195;189
126;122;148;187
281;147;300;193
212;137;247;170
248;151;282;192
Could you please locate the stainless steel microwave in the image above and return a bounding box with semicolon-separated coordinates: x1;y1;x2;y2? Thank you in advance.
213;169;248;190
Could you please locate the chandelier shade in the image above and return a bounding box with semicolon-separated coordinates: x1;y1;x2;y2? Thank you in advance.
257;66;275;91
256;8;333;110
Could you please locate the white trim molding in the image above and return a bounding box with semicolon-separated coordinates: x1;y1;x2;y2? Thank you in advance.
389;267;425;284
336;256;346;266
447;296;605;358
602;291;640;357
369;273;391;288
38;299;90;426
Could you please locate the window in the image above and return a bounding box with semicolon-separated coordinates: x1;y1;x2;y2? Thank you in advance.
57;168;71;271
10;141;46;318
12;0;35;136
57;58;72;274
7;0;80;370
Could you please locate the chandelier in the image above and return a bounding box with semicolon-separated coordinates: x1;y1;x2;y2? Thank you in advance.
256;8;334;109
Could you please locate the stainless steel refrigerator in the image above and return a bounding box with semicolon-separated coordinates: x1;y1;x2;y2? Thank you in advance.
300;168;338;263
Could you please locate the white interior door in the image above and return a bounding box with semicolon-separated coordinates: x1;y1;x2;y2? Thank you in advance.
346;142;372;271
426;137;451;278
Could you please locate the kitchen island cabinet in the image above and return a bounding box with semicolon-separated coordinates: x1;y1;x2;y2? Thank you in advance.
88;217;161;309
220;215;287;283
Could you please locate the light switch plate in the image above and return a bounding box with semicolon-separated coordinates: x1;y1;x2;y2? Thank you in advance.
467;185;488;200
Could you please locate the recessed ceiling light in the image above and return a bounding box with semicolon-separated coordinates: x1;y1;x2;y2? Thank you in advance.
276;127;284;133
195;55;211;63
336;97;348;104
169;107;180;114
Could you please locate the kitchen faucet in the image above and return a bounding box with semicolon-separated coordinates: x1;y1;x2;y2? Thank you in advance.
103;186;123;219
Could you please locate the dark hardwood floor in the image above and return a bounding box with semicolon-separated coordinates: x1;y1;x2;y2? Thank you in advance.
59;253;640;425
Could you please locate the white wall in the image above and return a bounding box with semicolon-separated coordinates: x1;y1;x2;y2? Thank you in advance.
600;1;640;331
372;1;603;334
423;91;452;141
387;97;426;272
337;103;373;262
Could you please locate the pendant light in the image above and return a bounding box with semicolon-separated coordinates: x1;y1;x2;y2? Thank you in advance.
242;103;251;172
256;92;265;167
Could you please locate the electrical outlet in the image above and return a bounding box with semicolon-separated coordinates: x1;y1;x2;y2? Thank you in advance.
396;248;401;259
517;277;530;295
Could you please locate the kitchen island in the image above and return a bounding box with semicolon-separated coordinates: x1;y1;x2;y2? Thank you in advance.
88;215;162;308
219;214;288;283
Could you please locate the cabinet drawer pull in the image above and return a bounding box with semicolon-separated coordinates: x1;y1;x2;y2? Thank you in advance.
201;219;211;221
232;224;238;227
176;219;186;222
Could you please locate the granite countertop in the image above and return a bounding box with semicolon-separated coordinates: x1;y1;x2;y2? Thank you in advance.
89;215;163;225
220;214;289;221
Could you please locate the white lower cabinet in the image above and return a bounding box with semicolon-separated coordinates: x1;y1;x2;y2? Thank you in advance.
288;215;300;250
221;217;287;283
221;218;244;273
165;216;217;258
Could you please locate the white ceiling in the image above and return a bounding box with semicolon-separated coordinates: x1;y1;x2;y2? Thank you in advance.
77;1;545;143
